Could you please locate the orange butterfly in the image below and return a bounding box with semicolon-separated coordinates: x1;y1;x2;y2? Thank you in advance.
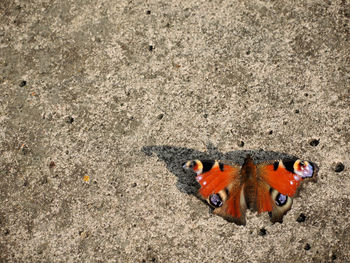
183;155;318;225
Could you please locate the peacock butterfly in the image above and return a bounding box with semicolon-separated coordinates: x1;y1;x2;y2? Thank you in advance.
183;155;318;225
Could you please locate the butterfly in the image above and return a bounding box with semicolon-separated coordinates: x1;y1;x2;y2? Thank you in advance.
183;155;318;225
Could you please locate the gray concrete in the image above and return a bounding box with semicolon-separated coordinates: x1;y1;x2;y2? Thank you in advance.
1;0;349;262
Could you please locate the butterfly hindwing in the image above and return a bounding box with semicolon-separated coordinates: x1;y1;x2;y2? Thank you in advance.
269;188;293;223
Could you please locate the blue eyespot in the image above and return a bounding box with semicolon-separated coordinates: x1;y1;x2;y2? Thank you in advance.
294;161;314;179
209;194;223;208
275;193;288;206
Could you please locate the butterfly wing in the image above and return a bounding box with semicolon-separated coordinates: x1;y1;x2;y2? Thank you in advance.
183;157;318;224
258;159;318;196
257;159;318;223
183;160;247;225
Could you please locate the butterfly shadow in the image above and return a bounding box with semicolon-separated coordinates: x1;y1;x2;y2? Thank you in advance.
141;144;297;195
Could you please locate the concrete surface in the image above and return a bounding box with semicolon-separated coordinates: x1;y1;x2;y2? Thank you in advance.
1;0;349;262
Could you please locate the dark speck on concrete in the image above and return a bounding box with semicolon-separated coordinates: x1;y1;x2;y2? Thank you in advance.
296;213;306;223
258;228;267;236
309;139;320;147
295;109;300;114
304;243;311;250
146;10;151;14
331;253;337;261
65;116;74;124
49;161;56;169
268;130;273;135
149;45;154;51
157;114;164;120
21;144;29;155
238;141;244;147
334;162;344;173
19;80;27;87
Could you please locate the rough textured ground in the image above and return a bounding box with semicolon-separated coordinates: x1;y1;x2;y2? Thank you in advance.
1;0;349;262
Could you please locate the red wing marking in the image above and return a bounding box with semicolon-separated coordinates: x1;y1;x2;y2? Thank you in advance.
197;165;240;198
225;187;243;218
259;164;301;197
256;185;273;213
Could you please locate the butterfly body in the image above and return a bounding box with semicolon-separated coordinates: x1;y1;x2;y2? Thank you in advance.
183;155;318;225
